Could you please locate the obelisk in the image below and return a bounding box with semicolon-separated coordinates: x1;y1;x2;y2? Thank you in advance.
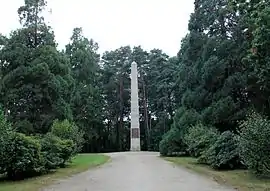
130;61;140;151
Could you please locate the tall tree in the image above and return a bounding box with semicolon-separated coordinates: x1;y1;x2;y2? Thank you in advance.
101;46;132;151
137;49;177;150
236;0;270;115
159;0;252;156
0;0;74;134
65;27;104;152
176;0;249;132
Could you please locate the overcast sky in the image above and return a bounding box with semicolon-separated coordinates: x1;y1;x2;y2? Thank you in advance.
0;0;194;56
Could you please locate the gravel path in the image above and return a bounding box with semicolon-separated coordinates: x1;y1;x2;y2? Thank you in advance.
42;152;235;191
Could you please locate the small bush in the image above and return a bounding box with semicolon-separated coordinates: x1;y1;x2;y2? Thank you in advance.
51;119;84;153
239;112;270;177
40;133;75;170
159;128;187;156
58;139;76;165
0;132;43;179
184;123;219;157
200;131;241;170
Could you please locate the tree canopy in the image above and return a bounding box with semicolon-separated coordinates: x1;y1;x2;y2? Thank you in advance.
0;0;269;179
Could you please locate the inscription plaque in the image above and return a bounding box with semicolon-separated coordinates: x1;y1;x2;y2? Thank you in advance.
131;128;139;138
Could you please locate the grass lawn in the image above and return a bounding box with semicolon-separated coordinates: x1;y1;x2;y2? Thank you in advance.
164;157;270;191
0;154;110;191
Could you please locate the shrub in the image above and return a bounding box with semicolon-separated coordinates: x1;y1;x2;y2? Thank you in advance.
0;132;43;179
200;131;241;169
160;108;202;156
0;109;43;179
0;110;75;179
159;128;187;156
184;123;219;157
239;112;270;177
40;133;75;170
0;108;13;160
51;119;84;153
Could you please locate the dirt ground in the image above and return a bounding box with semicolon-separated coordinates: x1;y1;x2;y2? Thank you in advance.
42;152;235;191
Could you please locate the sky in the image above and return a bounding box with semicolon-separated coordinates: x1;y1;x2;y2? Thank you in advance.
0;0;194;57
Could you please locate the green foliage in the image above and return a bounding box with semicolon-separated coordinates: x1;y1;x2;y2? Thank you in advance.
239;112;270;177
0;132;43;180
13;119;34;135
51;119;84;153
201;96;245;129
0;0;73;134
2;0;270;180
159;107;202;156
0;110;76;179
200;131;241;170
159;128;187;156
18;0;47;27
0;109;14;175
0;107;12;136
148;124;164;151
172;108;201;131
66;28;105;153
40;133;75;170
184;123;218;157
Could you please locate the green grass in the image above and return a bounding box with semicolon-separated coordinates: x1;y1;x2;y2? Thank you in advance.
0;154;110;191
164;157;270;191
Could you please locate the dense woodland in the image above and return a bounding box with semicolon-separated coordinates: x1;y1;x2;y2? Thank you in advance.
0;0;269;180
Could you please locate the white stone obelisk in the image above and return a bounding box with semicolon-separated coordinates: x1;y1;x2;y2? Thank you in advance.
130;61;140;151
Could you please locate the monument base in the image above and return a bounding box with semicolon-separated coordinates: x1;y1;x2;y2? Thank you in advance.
130;138;140;151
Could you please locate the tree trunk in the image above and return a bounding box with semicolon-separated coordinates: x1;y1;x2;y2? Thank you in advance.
119;76;124;151
115;114;120;151
34;1;38;47
142;75;150;150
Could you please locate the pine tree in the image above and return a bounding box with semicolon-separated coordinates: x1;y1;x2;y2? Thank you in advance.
0;0;74;134
66;27;104;152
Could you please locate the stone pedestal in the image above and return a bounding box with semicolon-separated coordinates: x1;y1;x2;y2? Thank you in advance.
130;61;140;151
